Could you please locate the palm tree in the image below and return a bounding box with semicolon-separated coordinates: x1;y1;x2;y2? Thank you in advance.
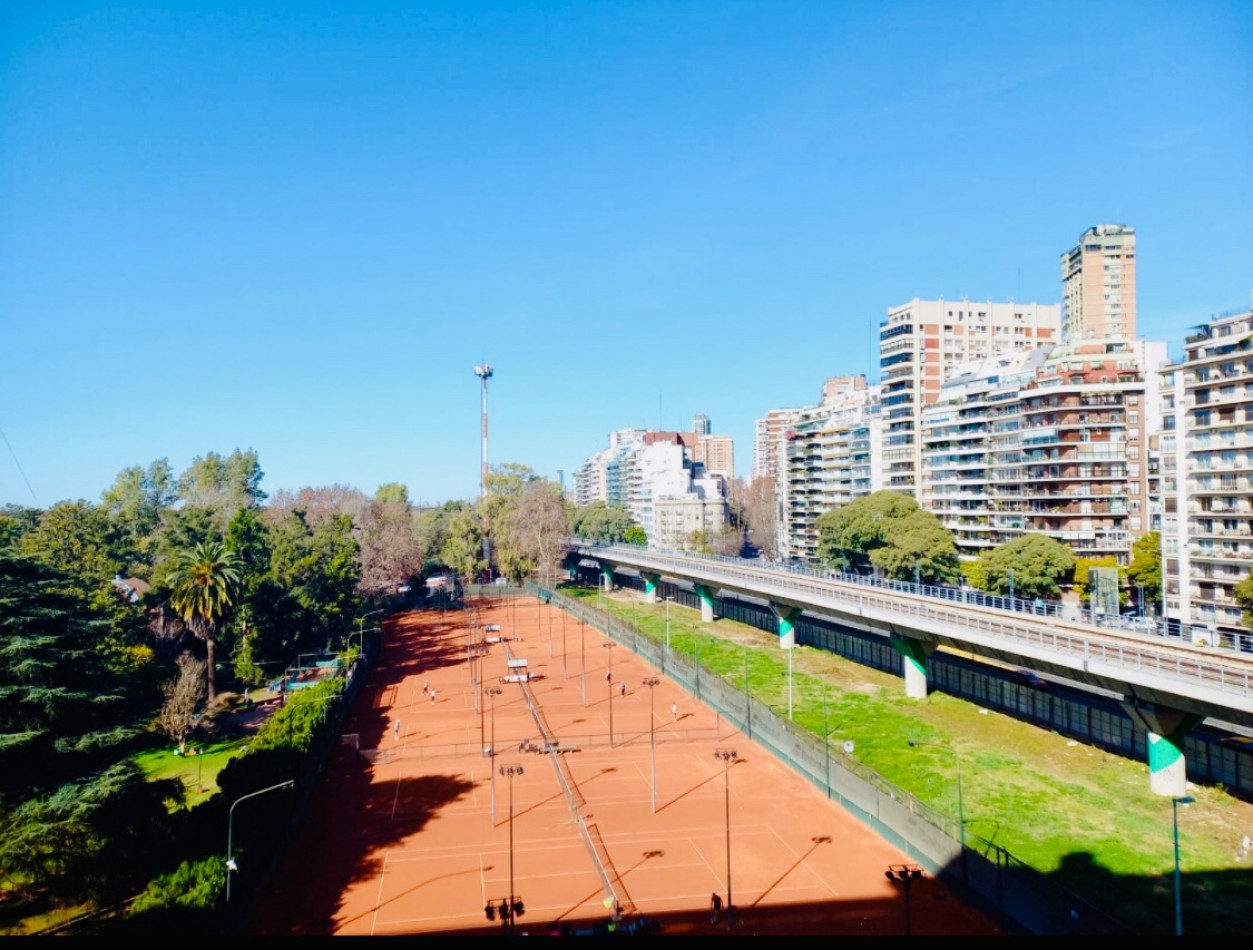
167;539;241;704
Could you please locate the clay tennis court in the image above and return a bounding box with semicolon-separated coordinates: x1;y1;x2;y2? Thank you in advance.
249;595;1006;936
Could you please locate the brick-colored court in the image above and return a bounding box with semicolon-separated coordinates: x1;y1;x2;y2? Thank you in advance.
249;596;1006;936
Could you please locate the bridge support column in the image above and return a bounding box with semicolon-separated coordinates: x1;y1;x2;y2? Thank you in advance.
693;584;717;623
1121;702;1203;797
600;565;614;592
890;634;935;700
643;573;661;604
770;604;803;649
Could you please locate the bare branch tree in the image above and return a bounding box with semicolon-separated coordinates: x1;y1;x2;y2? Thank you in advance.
158;652;207;753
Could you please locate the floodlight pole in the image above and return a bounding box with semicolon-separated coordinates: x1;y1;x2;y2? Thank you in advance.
644;677;661;813
714;750;737;930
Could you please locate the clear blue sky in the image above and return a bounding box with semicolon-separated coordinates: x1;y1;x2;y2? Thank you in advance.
2;1;1250;509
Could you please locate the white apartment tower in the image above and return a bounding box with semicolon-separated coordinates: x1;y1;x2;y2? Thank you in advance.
1160;306;1253;638
1061;224;1137;343
880;298;1062;496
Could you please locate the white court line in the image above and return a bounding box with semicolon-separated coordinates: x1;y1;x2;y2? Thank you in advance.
371;852;388;936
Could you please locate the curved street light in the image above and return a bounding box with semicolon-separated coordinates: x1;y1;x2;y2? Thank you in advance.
226;779;294;902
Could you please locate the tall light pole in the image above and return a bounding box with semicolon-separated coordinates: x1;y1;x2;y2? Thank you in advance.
604;641;616;747
487;686;503;824
1008;569;1015;604
500;763;525;937
713;749;737;930
644;676;660;813
474;363;494;498
1173;795;1195;935
225;782;293;907
580;618;587;706
665;595;672;650
787;643;793;720
474;362;494;583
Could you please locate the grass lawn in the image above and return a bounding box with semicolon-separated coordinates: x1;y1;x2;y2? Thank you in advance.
134;735;253;809
566;585;1253;935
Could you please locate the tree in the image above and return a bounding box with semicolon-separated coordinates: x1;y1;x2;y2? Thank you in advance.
1125;532;1162;607
623;525;647;546
165;539;241;704
815;490;956;581
375;482;410;506
440;507;485;587
17;500;128;587
101;459;177;570
571;501;634;543
498;479;570;586
158;653;206;753
977;534;1076;599
357;496;424;597
176;448;266;529
1072;556;1121;604
1233;569;1253;629
738;476;778;560
0;551;172;903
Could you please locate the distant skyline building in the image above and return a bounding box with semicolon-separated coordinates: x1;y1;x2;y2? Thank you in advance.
693;413;711;435
1061;224;1137;343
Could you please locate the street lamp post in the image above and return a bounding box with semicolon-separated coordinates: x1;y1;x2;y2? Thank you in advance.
644;677;660;813
665;595;672;650
580;618;587;707
225;782;293;907
1008;569;1015;605
1138;583;1146;618
500;763;525;937
787;644;793;721
355;609;382;650
885;864;924;935
713;750;737;930
604;642;616;746
491;686;506;827
1173;795;1195;935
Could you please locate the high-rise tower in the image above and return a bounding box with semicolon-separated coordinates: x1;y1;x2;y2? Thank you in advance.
1060;224;1137;343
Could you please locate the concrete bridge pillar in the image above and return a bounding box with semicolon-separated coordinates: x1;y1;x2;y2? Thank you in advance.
643;573;661;604
890;634;935;700
600;565;614;592
693;583;717;623
770;603;803;649
1122;702;1203;798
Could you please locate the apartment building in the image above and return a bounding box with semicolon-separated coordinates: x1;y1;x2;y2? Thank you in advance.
753;407;803;482
880;298;1061;497
775;377;880;561
1061;224;1137;343
919;339;1164;563
921;350;1047;553
1160;306;1253;637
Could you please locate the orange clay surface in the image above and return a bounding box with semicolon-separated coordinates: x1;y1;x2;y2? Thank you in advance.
248;596;1007;937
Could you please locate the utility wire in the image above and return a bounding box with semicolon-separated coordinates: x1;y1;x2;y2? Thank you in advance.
0;423;39;506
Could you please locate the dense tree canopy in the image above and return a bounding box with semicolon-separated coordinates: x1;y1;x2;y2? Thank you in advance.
571;501;634;543
816;491;958;582
977;534;1076;599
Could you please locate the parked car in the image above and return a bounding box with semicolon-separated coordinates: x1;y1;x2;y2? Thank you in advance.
1010;668;1048;690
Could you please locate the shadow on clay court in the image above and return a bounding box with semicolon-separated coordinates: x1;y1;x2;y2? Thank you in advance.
248;769;476;936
